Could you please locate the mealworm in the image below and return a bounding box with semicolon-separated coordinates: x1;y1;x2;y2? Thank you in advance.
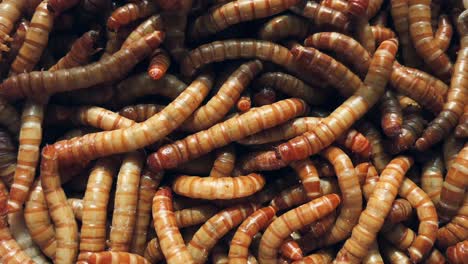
400;66;449;97
67;198;83;221
79;157;119;261
24;179;55;258
455;104;468;138
434;15;453;53
175;204;218;228
87;251;150;264
9;1;53;75
390;64;444;114
304;211;337;239
107;0;158;31
121;15;164;49
148;49;171;80
424;248;446;264
437;194;468;249
210;145;236;178
258;14;309;41
348;0;370;17
190;0;301;39
152;187;194;264
114;73;187;106
382;224;416;251
49;30;100;72
354;18;376;54
290;159;320;200
0;31;165;101
0;20;28;76
397;93;422;113
362;241;384;264
130;169;163;255
0;0;26;54
382;243;412;264
119;104;165;122
438;144;468;222
237;93;252;113
270;184;309;211
40;145;78;264
53;74;212;166
362;163;379;200
304;32;371;78
337;156;413;263
147;98;307;171
47;0;80;14
0;181;35;264
386;198;413;225
180;60;263;132
109;151;144;252
336;129;372;158
144;237;163;264
292;250;333;264
371;26;396;45
390;0;420;67
161;11;189;62
443;133;465;170
280;238;302;261
254;72;327;106
321;0;348;13
258;194;341;263
357;122;391;173
265;39;398;165
387;112;426;154
408;0;452;81
290;1;350;32
398;177;438;262
173;173;265;200
253;87;276;107
380;90;403;137
187;203;257;263
446;240;467;264
421;154;444;205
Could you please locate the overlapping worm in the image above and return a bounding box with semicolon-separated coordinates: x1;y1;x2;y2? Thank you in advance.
0;0;466;264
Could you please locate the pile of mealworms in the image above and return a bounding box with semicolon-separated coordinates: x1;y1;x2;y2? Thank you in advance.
0;0;466;263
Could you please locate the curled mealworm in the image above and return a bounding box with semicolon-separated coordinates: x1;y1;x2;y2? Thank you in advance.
290;159;320;200
210;145;236;178
400;66;448;97
148;49;171;80
254;72;327;105
321;0;348;12
107;0;158;31
382;223;416;251
387;112;426;154
190;0;301;39
119;104;166;122
67;198;83;221
362;242;384;264
144;237;163;264
371;26;396;45
180;60;263;132
280;238;302;261
236;92;252;113
421;154;444;205
438;144;468;222
455;105;468;138
87;251;150;264
290;1;350;32
187;203;258;263
78;157;119;261
434;15;453;52
437;194;468;249
446;240;468;264
258;194;341;263
336;129;372;158
147;98;307;171
9;1;54;75
337;156;413;263
130;169;164;255
386;198;413;225
152;187;194;264
258;14;309;41
0;31;165;101
253;87;277;107
173;173;265;200
380;90;403;137
40;145;78;264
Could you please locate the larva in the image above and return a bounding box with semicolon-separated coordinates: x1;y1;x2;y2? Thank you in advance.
0;20;28;77
253;87;277;107
290;159;321;200
443;134;465;170
258;15;309;42
400;65;448;97
172;173;265;200
0;0;26;55
303;32;372;78
119;104;165;122
180;60;263;132
0;31;165;101
455;105;468;138
390;0;420;67
290;1;350;32
446;240;468;264
109;151;144;252
357;122;391;173
437;194;468;249
190;0;301;39
187;203;258;263
152;187;194;264
87;251;150;264
280;238;302;261
270;184;309;211
254;72;327;106
161;11;189;63
147;98;307;171
434;15;453;52
336;129;372;158
130;169;164;255
354;19;376;54
210;145;236;178
408;0;452;81
0;180;35;264
348;0;370;17
371;26;396;45
9;1;54;75
424;249;446;264
79;157;119;261
385;198;413;225
40;145;78;264
382;223;416;251
144;238;163;264
380;90;403;137
362;242;384;264
337;156;413;263
292;250;333;264
382;243;412;264
74;106;135;131
321;0;348;13
387;112;426;154
236;93;252;113
421;154;444;205
67;198;83;221
438;144;468;222
107;0;158;31
148;49;171;80
258;194;341;263
121;15;164;49
175;204;218;228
